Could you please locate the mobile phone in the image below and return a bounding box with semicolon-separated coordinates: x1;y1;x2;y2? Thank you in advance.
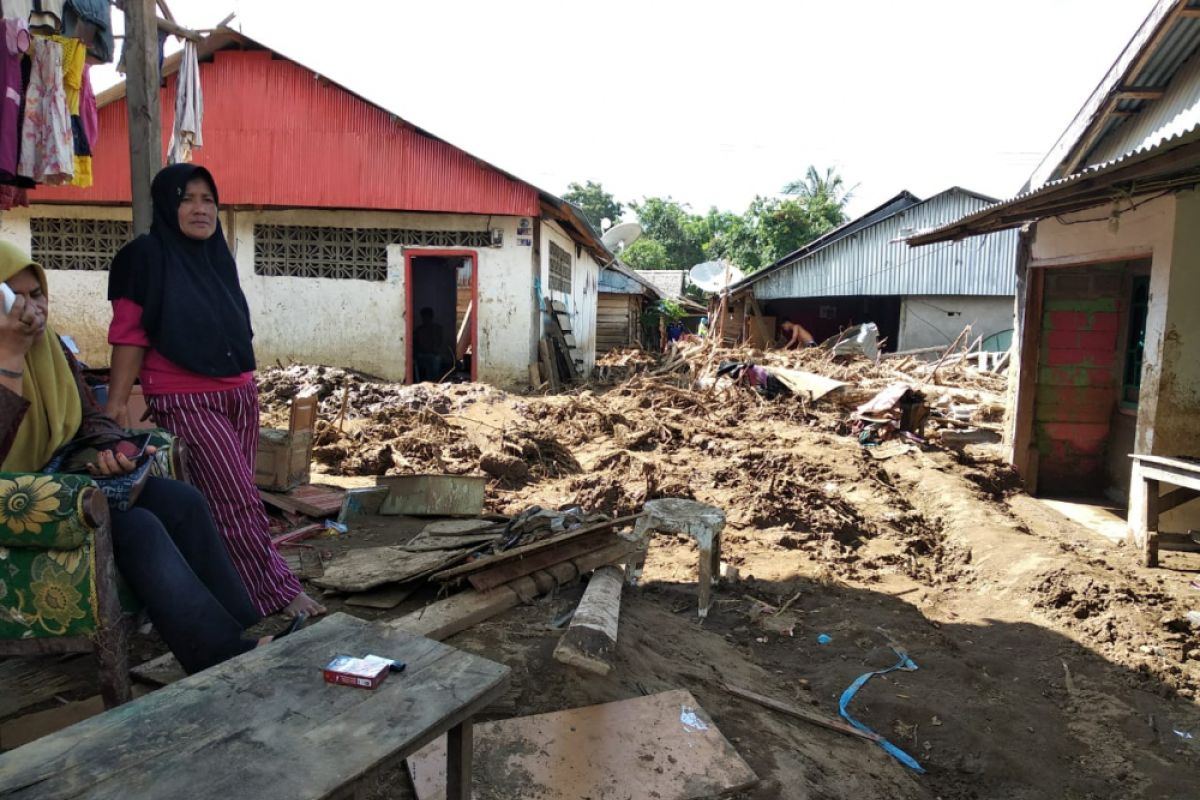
1;282;14;314
105;434;154;464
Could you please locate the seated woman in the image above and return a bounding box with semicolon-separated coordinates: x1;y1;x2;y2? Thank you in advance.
0;243;276;674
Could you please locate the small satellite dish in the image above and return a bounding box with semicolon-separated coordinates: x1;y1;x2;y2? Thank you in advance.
601;221;643;253
688;260;744;293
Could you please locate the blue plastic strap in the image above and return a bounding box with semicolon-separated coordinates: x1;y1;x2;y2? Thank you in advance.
837;648;925;774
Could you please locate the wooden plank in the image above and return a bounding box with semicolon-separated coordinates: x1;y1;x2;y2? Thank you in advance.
1158;486;1199;513
394;542;636;641
538;338;560;391
552;565;624;676
345;583;418;610
454;300;474;360
314;547;469;593
402;533;502;552
723;683;880;742
259;485;345;519
0;695;106;751
0;658;90;718
392;583;524;641
407;690;757;800
270;523;323;547
129;652;185;687
0;614;510;800
432;514;642;583
466;533;619;592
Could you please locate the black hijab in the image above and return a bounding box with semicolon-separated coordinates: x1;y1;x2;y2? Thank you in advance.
109;164;255;377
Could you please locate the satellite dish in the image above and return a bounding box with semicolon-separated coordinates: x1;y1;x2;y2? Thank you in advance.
601;221;643;253
688;260;744;293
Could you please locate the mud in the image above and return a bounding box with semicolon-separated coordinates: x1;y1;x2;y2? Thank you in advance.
256;351;1199;800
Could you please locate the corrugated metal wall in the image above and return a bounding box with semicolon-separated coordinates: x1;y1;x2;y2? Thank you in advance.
34;50;539;216
751;189;1018;300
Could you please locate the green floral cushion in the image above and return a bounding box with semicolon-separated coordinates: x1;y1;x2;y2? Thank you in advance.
0;540;98;638
0;474;96;549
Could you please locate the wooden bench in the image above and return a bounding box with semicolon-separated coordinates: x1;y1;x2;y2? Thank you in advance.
1129;454;1200;567
0;613;509;800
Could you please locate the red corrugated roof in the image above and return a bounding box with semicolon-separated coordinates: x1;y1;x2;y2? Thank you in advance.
32;48;539;216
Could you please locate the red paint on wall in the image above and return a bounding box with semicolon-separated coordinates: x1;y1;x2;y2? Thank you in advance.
32;50;540;216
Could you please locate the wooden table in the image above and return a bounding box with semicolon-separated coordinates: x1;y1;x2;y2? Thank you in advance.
1129;454;1200;567
0;613;509;800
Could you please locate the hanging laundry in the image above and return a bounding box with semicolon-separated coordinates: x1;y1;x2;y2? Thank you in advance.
0;184;27;210
78;60;95;148
52;34;89;187
168;39;204;165
0;1;34;20
29;1;64;32
18;36;73;184
0;18;30;183
62;0;113;63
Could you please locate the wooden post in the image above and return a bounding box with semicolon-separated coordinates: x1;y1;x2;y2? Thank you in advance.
445;719;474;800
124;0;162;235
747;292;771;349
553;565;624;676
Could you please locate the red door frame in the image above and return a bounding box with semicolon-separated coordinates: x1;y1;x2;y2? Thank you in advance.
404;249;479;384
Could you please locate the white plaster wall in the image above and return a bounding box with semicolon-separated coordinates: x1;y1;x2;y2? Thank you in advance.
540;219;599;372
235;208;533;385
2;204;539;385
0;205;132;365
898;295;1015;352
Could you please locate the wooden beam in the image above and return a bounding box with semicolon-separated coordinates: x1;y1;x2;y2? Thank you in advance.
1158;486;1199;514
156;16;203;42
124;0;162;235
1114;87;1166;101
553;565;624;675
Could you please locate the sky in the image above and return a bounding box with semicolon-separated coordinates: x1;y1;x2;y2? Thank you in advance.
94;0;1156;219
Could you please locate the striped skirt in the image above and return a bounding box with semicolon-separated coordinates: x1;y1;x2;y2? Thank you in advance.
147;381;302;617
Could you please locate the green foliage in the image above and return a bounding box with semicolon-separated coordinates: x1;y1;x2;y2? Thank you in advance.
562;180;624;232
657;298;686;320
628;197;706;270
570;165;852;285
621;238;672;271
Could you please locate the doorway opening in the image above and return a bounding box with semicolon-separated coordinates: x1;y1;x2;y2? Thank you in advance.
405;251;477;384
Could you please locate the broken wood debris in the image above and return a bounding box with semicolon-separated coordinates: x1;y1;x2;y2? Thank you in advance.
552;564;624;676
391;541;637;641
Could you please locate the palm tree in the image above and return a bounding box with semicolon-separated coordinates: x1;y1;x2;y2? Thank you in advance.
782;166;854;206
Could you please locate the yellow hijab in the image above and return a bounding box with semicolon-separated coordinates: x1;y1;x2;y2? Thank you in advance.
0;242;82;472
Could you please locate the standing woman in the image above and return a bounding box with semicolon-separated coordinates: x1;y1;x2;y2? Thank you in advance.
104;164;324;619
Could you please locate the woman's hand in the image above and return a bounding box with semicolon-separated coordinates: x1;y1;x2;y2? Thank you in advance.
104;401;131;429
86;445;157;476
0;295;44;362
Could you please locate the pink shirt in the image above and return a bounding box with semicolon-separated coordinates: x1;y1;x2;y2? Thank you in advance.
109;298;254;395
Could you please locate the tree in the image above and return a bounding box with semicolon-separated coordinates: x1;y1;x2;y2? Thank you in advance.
783;165;854;208
562;180;624;232
628;197;706;269
620;238;672;271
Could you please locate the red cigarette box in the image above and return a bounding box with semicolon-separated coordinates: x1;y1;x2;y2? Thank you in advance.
323;655;392;690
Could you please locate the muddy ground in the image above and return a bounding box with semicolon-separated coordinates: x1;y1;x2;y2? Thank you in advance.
259;351;1200;800
4;351;1197;799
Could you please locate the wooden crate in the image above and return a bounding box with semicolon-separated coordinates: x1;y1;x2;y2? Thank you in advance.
255;390;318;492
